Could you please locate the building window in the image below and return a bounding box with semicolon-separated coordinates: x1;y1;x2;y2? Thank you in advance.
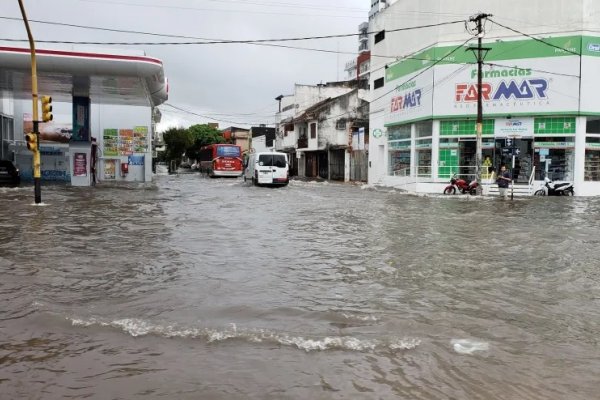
336;119;347;130
586;118;600;134
388;124;411;140
284;123;294;137
374;30;385;44
585;136;600;181
374;77;384;89
388;146;410;176
534;137;575;181
310;123;316;139
415;121;433;139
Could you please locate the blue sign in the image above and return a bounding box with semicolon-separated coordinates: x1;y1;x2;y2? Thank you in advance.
492;79;548;101
128;155;145;166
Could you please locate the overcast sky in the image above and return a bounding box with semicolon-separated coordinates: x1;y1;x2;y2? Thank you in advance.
1;0;370;130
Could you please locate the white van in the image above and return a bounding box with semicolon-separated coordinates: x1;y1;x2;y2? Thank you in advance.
244;151;289;186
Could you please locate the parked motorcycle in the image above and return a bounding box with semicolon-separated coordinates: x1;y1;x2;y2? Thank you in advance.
443;174;479;195
534;177;574;196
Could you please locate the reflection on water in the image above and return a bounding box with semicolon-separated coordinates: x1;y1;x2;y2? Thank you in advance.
1;177;599;399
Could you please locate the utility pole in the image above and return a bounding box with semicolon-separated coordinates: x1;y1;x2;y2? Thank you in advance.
468;13;492;195
18;0;42;204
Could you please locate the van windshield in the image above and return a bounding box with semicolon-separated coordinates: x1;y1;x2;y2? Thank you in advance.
258;154;286;167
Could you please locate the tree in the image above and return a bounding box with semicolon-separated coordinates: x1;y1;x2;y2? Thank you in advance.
186;124;225;161
163;127;193;171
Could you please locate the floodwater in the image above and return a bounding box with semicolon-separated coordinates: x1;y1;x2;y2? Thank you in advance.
1;174;599;399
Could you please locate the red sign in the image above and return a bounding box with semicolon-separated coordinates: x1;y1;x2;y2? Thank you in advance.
73;153;87;177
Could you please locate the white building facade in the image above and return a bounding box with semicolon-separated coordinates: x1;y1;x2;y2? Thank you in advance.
368;0;600;196
275;82;369;181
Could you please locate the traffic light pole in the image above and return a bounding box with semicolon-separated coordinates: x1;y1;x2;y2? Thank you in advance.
18;0;41;204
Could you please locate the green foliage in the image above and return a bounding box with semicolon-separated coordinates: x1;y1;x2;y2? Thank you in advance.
186;124;225;161
163;127;193;167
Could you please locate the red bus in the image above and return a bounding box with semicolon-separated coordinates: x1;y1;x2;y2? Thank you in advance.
198;144;243;177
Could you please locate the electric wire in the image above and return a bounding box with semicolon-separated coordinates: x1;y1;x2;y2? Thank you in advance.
0;19;466;46
488;19;580;56
315;38;475;125
484;62;581;78
162;103;276;126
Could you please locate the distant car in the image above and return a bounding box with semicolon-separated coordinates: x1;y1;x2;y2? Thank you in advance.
0;160;20;186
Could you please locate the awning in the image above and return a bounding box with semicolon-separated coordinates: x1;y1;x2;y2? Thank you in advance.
0;45;168;107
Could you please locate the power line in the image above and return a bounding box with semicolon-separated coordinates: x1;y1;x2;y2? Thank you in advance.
0;16;463;62
0;19;465;46
314;38;475;125
484;62;581;78
489;19;580;56
161;103;275;126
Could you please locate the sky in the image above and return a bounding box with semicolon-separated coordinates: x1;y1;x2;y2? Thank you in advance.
1;0;369;131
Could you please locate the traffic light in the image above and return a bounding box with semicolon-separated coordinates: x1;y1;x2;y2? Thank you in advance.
41;95;53;122
25;132;38;152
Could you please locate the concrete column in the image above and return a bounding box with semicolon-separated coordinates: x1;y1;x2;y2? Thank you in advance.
345;150;351;182
432;120;440;181
410;123;416;177
574;116;587;194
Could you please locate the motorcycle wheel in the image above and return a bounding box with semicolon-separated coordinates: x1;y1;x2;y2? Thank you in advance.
443;186;456;195
469;188;477;195
534;189;546;196
564;190;574;196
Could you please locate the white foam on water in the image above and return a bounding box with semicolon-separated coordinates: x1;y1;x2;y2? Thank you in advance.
451;339;490;355
67;317;420;353
340;312;380;322
30;202;51;207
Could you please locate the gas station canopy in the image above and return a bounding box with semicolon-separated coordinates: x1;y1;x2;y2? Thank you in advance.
0;45;168;107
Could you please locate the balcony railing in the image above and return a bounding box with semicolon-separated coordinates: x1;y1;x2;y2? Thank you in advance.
297;137;308;149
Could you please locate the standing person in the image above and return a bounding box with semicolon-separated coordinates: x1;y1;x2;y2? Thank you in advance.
497;165;511;199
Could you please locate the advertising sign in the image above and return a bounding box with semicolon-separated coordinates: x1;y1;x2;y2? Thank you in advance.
24;113;72;143
104;159;116;179
128;155;144;166
495;118;534;138
119;129;134;155
73;153;87;177
433;57;580;117
133;126;148;152
103;129;118;156
384;68;434;126
72;97;90;142
580;37;600;114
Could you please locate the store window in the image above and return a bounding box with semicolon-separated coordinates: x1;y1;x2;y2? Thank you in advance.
586;118;600;134
388;124;411;140
388;124;411;176
415;121;432;138
585;137;600;181
415;139;432;177
439;139;459;179
388;142;411;176
534;137;575;181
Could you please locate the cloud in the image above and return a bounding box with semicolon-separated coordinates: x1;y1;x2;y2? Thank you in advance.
1;0;368;128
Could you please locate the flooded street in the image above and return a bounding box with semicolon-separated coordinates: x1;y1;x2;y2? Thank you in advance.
1;175;599;399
